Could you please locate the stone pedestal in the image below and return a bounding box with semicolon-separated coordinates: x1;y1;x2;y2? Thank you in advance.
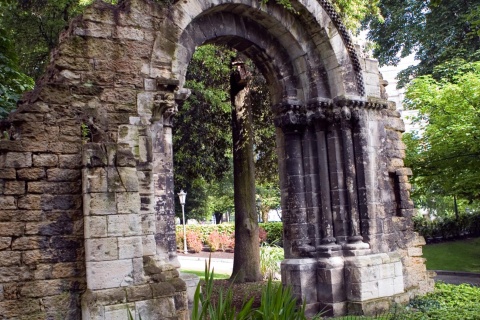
282;252;408;318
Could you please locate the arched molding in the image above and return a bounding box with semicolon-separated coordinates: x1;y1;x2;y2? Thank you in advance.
152;0;364;105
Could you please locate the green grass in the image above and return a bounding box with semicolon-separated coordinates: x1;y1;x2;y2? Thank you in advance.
182;269;230;280
422;237;480;273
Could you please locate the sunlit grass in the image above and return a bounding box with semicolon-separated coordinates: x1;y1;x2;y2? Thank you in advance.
182;269;230;280
423;237;480;273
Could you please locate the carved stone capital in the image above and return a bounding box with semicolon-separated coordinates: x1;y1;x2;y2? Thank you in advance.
273;101;307;132
152;92;176;126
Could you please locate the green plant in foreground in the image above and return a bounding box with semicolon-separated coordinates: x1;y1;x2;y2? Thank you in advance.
191;257;310;319
259;244;284;280
191;258;254;320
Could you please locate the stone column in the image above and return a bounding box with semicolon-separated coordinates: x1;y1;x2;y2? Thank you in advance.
339;105;369;252
274;102;313;257
326;110;349;244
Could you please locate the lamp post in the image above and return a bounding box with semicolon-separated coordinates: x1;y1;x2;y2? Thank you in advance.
256;197;262;223
178;190;188;254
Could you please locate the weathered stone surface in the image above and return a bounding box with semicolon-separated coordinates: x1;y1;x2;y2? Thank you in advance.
86;259;134;290
32;154;58;167
0;168;16;179
85;238;119;261
4;152;32;168
16;168;45;180
0;196;16;209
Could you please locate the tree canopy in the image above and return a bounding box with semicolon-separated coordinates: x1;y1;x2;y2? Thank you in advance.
403;59;480;205
366;0;480;86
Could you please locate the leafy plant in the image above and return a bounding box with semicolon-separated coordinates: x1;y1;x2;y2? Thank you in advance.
253;278;307;320
191;258;254;320
259;244;284;280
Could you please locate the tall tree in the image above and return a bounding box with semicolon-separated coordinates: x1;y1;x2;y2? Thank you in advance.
366;0;480;86
403;59;480;205
230;58;262;282
0;27;34;118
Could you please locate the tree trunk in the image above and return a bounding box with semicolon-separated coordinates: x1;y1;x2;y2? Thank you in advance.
230;59;261;283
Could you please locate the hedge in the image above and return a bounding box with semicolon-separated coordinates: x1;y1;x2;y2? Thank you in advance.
413;211;480;242
175;221;283;247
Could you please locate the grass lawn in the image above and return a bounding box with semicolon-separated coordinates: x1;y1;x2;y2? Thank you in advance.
422;237;480;273
181;269;230;280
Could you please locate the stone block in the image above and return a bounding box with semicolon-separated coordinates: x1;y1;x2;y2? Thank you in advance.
104;303;136;320
86;259;134;290
85;238;119;262
378;278;395;297
4;152;32;168
0;196;16;209
83;168;108;193
18;279;69;298
0;222;24;236
58;154;82;169
17;168;45;180
393;276;405;294
33;154;58;167
85;216;108;238
132;257;146;285
118;236;143;259
107;214;141;237
3;181;25;195
0;266;32;282
379;264;395;279
47;168;81;182
142;235;156;256
41;194;82;211
107;167;139;192
28;181;81;194
51;262;83;279
345;265;379;283
12;236;48;250
0;168;16;179
407;247;423;257
0;237;11;250
86;193;117;215
136;297;176;319
116;192;141;214
346;280;379;301
116;26;144;40
17;195;41;210
0;251;21;266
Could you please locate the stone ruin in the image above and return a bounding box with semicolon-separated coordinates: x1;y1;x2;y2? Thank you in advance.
0;0;434;318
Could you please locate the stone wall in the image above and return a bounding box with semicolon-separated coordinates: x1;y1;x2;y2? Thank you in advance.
0;1;188;319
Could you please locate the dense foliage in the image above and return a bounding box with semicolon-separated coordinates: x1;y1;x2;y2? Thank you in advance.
366;0;480;86
0;28;34;118
413;212;480;241
403;60;480;205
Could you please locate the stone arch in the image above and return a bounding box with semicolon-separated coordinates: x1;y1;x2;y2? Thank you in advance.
0;0;434;319
156;0;365;103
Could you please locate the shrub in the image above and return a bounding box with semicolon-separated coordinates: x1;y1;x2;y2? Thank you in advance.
186;230;203;253
259;222;283;246
258;227;267;244
176;230;184;250
206;231;222;252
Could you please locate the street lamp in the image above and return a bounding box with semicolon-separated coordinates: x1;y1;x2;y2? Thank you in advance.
178;189;188;254
256;197;262;223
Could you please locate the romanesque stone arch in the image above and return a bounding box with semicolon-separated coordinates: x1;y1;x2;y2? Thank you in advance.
0;0;433;318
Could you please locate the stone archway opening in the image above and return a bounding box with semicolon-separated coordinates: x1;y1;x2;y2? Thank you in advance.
0;0;434;319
